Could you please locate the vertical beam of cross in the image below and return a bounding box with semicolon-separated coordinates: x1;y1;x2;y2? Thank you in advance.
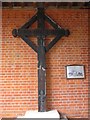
37;6;46;112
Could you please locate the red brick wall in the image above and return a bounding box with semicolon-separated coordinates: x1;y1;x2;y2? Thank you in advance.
1;8;89;118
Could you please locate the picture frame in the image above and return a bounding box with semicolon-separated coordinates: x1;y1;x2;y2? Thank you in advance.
66;65;85;79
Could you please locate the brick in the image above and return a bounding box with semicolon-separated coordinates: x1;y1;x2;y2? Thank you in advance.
1;8;89;118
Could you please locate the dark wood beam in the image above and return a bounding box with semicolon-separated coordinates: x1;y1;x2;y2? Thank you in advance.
37;6;46;112
2;2;90;9
67;2;73;8
45;35;62;52
8;2;13;8
20;14;37;29
17;28;67;37
20;36;38;53
45;29;70;52
45;15;59;29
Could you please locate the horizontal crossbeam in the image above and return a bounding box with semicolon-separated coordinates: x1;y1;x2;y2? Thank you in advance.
17;28;66;37
12;28;69;53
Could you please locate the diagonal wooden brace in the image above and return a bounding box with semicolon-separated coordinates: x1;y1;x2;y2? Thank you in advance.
45;29;70;52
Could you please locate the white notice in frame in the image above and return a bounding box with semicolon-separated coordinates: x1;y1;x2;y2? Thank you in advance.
66;65;85;79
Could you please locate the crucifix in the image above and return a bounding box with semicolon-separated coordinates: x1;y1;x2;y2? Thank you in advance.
12;3;70;112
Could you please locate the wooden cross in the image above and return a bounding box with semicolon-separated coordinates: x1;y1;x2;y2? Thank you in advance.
12;3;70;112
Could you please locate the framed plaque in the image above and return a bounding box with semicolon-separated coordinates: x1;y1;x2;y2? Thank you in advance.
66;65;85;79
